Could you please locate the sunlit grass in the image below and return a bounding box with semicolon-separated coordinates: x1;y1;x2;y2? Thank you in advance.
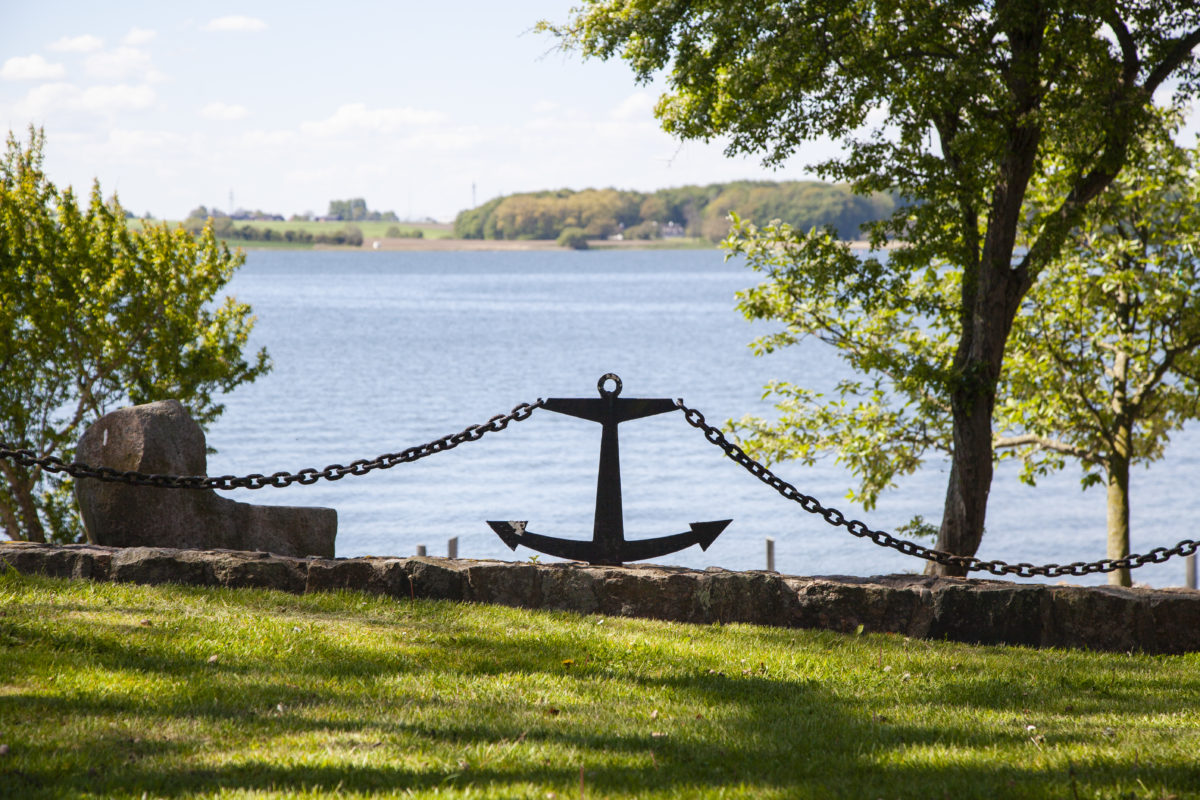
1;569;1197;799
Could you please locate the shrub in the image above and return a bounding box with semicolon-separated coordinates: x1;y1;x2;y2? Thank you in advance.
557;226;589;249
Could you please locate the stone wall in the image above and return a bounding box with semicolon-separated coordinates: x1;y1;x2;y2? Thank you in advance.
3;541;1198;654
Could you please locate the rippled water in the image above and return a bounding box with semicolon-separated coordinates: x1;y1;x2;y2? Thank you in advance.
205;248;1198;587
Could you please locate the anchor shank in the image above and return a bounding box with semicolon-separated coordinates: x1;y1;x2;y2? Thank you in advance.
593;405;624;565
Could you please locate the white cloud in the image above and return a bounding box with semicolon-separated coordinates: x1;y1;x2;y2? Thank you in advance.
16;82;156;117
300;103;446;138
201;102;249;121
611;92;656;121
1;54;66;81
48;34;104;53
85;47;156;81
122;28;157;46
79;84;156;111
204;16;268;33
241;129;297;148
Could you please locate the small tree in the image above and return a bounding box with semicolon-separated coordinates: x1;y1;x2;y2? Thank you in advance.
0;129;270;543
999;127;1200;585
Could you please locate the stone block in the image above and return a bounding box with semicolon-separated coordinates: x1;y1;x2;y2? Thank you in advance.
74;400;336;558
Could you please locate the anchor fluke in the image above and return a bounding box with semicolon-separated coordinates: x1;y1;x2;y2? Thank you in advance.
690;519;732;551
488;520;527;550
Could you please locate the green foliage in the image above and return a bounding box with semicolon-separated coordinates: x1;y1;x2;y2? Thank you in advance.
556;226;589;249
548;0;1200;567
327;197;398;222
0;128;270;543
1001;125;1200;485
998;122;1200;583
5;571;1200;799
727;123;1200;582
726;219;957;512
453;181;897;243
329;224;363;247
384;224;424;238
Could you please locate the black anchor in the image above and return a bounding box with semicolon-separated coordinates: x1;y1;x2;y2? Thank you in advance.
488;373;731;565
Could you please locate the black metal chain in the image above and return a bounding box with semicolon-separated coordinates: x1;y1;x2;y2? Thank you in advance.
0;400;545;491
4;387;1196;577
674;398;1200;578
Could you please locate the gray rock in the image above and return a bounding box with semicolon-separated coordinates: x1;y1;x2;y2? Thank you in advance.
74;400;336;558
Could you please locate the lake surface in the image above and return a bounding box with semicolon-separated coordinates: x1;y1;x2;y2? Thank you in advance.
206;248;1198;587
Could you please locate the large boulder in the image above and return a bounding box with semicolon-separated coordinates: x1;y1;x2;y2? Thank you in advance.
74;400;336;558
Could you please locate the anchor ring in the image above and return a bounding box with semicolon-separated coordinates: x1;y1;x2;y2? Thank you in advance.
598;373;622;398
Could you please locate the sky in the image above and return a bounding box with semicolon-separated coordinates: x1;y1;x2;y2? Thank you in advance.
0;1;835;222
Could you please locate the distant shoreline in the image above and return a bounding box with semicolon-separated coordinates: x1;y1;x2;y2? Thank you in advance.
252;237;887;253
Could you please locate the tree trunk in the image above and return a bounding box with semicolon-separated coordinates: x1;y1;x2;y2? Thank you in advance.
1106;304;1134;587
0;461;47;543
1105;446;1132;587
928;388;995;576
0;490;22;541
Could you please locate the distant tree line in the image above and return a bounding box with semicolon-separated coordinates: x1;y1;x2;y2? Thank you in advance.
323;198;399;222
452;181;898;242
182;209;364;247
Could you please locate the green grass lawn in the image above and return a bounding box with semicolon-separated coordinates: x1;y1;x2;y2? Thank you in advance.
1;569;1197;799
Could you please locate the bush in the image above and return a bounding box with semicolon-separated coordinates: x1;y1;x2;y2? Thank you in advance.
557;227;589;250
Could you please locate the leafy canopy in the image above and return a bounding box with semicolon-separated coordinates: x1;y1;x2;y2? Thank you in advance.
0;128;270;543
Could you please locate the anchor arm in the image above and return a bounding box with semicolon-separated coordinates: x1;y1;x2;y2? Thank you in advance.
487;519;732;565
542;397;677;424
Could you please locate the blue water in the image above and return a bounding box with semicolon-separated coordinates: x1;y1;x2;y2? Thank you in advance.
205;248;1199;587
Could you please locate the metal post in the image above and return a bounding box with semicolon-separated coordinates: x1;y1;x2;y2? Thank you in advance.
448;536;458;560
1187;553;1196;590
766;537;776;572
416;544;427;557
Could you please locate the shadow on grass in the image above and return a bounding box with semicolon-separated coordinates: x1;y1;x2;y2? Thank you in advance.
3;579;1199;798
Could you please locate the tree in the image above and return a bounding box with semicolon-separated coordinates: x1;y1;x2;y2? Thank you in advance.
999;125;1200;585
727;119;1200;585
546;1;1200;574
0;129;270;543
328;198;369;221
557;226;590;249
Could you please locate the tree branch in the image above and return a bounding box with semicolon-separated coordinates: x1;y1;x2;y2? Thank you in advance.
993;432;1099;463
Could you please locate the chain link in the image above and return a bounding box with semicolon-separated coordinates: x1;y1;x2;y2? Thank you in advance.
0;399;545;491
674;398;1200;578
3;388;1195;578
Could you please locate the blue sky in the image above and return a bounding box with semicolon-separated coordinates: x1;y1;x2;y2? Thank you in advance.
0;2;834;222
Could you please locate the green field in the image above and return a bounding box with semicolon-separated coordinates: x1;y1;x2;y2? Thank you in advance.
2;570;1198;799
131;218;452;241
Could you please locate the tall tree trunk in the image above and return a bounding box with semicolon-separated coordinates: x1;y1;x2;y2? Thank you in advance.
931;386;996;575
925;3;1046;576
